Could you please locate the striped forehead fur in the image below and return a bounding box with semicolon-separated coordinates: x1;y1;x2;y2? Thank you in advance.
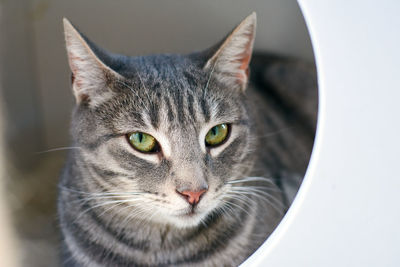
88;54;243;133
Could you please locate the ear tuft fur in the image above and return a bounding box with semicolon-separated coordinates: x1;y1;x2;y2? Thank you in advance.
204;12;257;91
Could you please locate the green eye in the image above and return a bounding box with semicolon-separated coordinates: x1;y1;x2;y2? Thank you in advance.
205;123;229;147
128;132;158;153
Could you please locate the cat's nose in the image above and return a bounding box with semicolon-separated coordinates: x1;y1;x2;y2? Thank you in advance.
176;188;207;205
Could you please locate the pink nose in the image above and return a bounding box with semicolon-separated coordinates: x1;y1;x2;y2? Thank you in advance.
177;189;207;205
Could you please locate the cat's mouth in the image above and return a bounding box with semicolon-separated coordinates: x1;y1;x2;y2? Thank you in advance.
169;198;220;227
181;206;197;217
177;205;202;218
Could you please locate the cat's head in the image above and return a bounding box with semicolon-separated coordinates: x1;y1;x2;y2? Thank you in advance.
64;13;257;228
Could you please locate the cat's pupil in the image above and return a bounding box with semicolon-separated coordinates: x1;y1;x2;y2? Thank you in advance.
211;127;217;136
138;133;143;142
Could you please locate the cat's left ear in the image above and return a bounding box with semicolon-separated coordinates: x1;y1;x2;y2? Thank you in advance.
203;12;256;92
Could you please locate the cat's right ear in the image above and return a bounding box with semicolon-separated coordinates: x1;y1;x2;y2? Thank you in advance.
63;18;123;106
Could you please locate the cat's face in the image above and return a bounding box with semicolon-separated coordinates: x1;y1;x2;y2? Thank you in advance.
64;14;257;228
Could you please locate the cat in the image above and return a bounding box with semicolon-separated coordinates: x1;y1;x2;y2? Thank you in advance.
58;12;317;267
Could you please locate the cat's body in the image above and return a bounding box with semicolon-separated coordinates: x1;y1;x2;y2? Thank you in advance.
59;13;316;267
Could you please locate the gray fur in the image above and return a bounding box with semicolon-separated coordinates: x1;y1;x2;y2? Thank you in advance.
59;15;317;267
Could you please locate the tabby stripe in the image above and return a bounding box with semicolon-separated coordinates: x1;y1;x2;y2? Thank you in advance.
187;92;196;122
219;138;244;163
164;96;175;123
173;90;183;123
200;97;211;122
171;203;250;264
64;220;137;266
73;156;121;191
88;163;125;187
149;98;160;129
70;193;151;251
108;147;156;173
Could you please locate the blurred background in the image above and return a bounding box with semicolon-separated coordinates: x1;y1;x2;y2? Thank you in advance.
0;0;314;266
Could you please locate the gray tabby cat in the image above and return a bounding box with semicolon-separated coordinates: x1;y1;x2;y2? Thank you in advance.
58;13;317;267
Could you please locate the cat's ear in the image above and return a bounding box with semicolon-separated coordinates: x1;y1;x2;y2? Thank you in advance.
63;18;122;105
204;12;256;91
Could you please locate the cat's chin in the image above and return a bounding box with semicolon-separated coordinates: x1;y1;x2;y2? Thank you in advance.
171;214;207;228
152;210;209;229
161;200;223;228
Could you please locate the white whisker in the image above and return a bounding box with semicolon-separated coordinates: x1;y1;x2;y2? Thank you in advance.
227;176;276;184
73;199;136;223
229;188;285;215
35;146;82;154
221;199;253;217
